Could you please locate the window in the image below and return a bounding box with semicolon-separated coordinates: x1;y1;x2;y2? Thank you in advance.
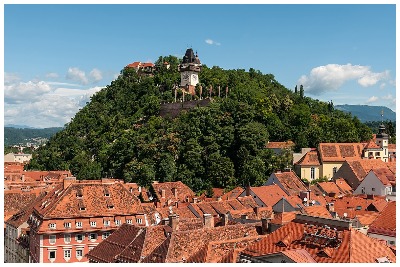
102;232;110;239
49;223;56;230
64;249;71;259
49;235;56;245
64;222;71;228
79;207;86;211
76;222;82;228
90;221;96;227
311;167;315;180
361;187;365;194
388;240;396;245
49;251;56;260
333;167;337;175
115;220;121;226
104;220;110;226
126;219;132;225
76;249;83;258
75;234;84;242
136;218;143;224
64;234;71;243
372;188;376;192
89;233;97;241
375;152;381;156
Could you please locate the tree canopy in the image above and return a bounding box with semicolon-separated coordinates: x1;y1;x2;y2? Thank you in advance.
27;55;372;193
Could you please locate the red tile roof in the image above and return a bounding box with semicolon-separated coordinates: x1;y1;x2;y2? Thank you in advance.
241;217;396;263
369;168;395;186
334;178;353;194
355;213;380;226
281;249;317;262
250;184;289;207
319;143;364;162
33;179;143;232
295;149;321;165
346;159;394;182
368;201;396;237
151;181;195;203
272;171;308;196
221;186;244;200
266;141;295;149
271;211;298;225
364;139;381;149
324;195;382;219
212;188;224;198
302;205;332;219
6;193;46;228
4;191;38;220
317;182;343;196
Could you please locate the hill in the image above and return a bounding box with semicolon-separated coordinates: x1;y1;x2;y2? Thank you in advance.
4;127;64;146
27;55;372;193
335;105;396;122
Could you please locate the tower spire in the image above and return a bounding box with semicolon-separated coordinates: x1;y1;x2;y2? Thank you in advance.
381;108;384;123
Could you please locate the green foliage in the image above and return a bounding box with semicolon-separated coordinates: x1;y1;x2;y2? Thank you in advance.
4;127;63;146
26;55;372;193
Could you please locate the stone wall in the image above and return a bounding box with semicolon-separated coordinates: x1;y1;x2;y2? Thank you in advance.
159;98;211;118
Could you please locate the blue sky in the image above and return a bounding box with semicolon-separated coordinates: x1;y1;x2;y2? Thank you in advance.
3;3;397;128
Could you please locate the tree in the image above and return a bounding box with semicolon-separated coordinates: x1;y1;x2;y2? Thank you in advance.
299;84;304;98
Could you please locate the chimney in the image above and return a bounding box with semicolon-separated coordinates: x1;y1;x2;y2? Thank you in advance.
203;214;214;228
261;218;271;235
169;214;179;231
193;197;198;203
172;188;178;199
222;213;229;226
161;189;166;198
217;196;222;202
254;207;260;217
138;186;142;193
21;174;25;182
245;186;251;196
162;218;169;225
63;176;76;189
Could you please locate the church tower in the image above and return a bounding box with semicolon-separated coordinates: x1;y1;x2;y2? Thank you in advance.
375;110;389;162
178;48;202;95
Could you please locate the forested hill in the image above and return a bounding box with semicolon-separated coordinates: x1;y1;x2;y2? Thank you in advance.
27;55;372;194
4;127;63;146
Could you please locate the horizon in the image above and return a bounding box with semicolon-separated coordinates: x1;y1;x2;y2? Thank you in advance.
3;4;397;128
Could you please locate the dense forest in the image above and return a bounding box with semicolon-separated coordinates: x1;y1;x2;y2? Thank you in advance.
4;127;63;146
27;55;373;194
335;104;396;122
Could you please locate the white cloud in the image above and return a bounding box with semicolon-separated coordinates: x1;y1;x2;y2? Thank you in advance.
366;96;379;103
205;39;221;46
298;64;390;95
5;80;52;104
4;72;21;84
4;77;104;128
379;83;386;90
66;67;89;85
89;68;103;82
46;72;59;79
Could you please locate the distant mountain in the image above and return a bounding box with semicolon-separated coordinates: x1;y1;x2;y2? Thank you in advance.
335;105;396;122
4;127;64;146
5;124;36;129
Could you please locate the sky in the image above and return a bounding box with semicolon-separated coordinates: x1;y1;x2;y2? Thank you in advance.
3;2;397;128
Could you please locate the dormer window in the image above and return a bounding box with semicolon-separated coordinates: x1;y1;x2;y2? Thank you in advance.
90;221;96;227
104;188;110;197
104;220;110;227
49;223;56;230
64;222;71;229
76;222;82;228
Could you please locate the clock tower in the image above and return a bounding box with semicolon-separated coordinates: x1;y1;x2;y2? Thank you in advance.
178;48;202;95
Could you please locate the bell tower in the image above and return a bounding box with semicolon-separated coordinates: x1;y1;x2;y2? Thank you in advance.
178;48;202;95
375;109;389;162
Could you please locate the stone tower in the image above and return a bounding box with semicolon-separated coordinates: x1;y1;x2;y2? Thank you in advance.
178;48;202;95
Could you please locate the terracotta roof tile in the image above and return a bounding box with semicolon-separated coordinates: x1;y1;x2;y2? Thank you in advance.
324;195;382;219
317;182;343;196
212;188;224;198
355;213;380;226
266;141;295;149
151;181;195;203
346;159;393;181
250;184;289;207
370;168;395;186
241;217;396;262
367;198;389;212
295;149;321;165
364;139;381;149
334;178;353;194
281;249;317;262
6;193;46;228
271;211;298;225
302;206;332;219
272;171;308;196
368;201;396;237
165;223;261;263
34;180;142;224
4;191;38;219
221;186;244;200
319;143;363;162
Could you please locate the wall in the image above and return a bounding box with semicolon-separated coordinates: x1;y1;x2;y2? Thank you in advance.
353;172;390;196
322;162;343;179
159;98;211;118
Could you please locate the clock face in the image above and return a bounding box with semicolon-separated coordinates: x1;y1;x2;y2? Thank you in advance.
191;74;198;81
182;73;189;80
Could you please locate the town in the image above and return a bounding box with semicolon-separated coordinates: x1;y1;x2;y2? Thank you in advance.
4;49;396;263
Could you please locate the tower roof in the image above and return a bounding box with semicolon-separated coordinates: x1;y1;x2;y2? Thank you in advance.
182;48;201;64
